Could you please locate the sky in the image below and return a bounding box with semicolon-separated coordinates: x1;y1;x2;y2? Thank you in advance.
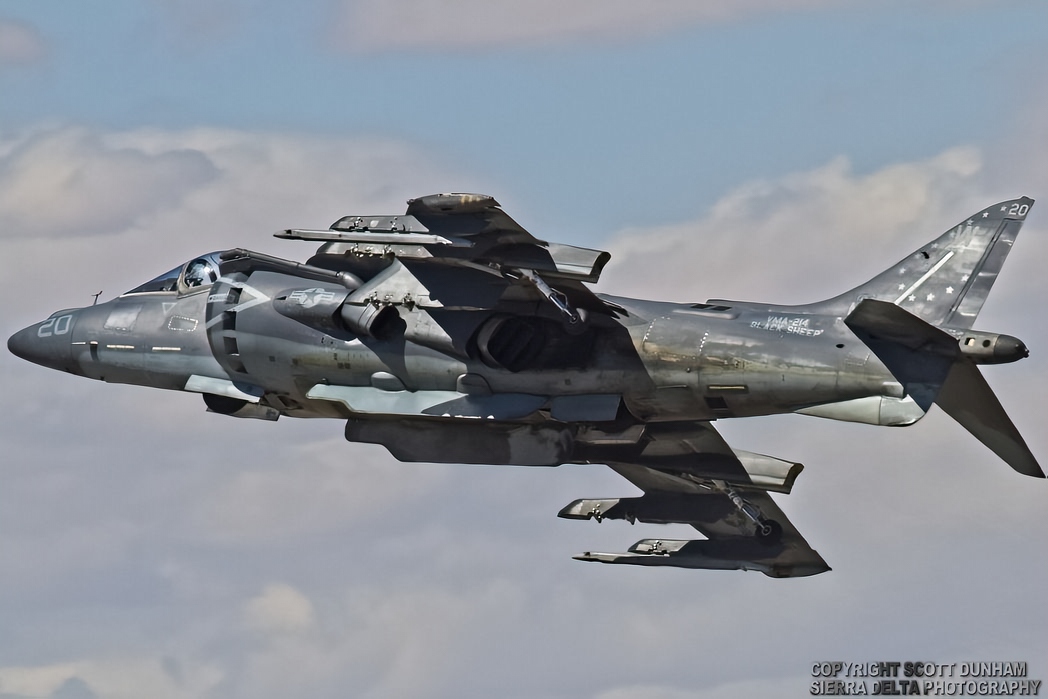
1;1;1047;698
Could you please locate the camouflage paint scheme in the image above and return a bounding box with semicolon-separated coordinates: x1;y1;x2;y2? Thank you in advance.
9;194;1040;577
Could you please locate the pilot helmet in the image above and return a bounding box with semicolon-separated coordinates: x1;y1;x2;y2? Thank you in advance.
184;259;217;288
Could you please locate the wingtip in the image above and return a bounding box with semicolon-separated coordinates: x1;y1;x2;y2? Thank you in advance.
1018;463;1046;479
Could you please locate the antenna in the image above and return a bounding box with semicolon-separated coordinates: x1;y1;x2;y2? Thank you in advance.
91;291;103;306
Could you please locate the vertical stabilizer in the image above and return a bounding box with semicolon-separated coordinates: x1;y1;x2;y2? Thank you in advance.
821;198;1033;328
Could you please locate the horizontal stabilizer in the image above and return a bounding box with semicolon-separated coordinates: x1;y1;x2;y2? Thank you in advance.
846;299;1043;477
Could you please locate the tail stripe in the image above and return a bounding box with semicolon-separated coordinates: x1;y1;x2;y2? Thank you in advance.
894;251;954;305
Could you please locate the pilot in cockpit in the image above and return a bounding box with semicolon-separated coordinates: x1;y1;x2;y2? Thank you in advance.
183;259;217;288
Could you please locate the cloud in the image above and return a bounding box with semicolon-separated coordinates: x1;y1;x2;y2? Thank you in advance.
595;677;811;699
49;677;98;699
0;128;218;240
600;147;985;304
0;125;461;246
0;19;47;67
0;658;221;699
190;438;450;546
330;0;834;52
0;663;83;699
226;577;530;699
0;126;471;312
243;583;316;635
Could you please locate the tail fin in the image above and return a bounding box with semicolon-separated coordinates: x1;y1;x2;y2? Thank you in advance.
821;197;1033;328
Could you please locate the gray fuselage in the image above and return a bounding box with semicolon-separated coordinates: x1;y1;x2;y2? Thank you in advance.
10;271;911;428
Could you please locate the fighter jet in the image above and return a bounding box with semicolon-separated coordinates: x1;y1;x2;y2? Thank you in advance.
8;193;1041;577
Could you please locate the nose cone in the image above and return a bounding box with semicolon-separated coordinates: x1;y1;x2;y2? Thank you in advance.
8;318;80;374
7;325;37;362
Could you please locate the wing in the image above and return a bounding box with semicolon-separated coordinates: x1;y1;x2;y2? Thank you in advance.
274;192;623;325
560;421;831;578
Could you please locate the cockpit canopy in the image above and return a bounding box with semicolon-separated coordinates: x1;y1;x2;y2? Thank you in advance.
124;252;223;296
